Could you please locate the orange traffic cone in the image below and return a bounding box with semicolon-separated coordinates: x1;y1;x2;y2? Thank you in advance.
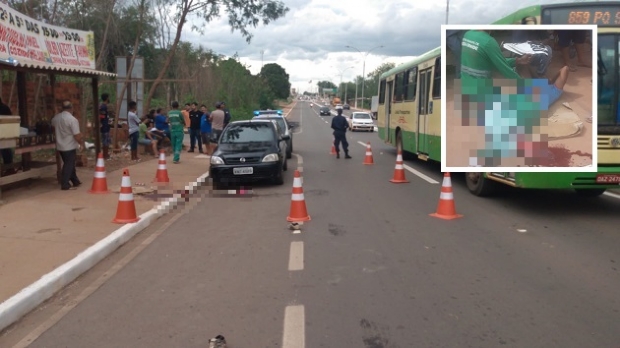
389;150;409;183
112;168;140;224
286;170;311;222
88;152;110;194
363;142;374;165
430;172;463;220
330;142;337;155
153;149;170;183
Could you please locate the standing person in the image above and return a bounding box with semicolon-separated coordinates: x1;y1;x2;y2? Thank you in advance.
0;97;15;174
138;117;159;157
460;30;532;81
99;93;111;160
200;104;212;155
188;102;203;153
220;101;232;127
209;102;226;154
127;101;141;162
182;103;191;135
331;106;351;159
154;107;170;139
51;100;85;191
168;101;186;164
556;30;591;71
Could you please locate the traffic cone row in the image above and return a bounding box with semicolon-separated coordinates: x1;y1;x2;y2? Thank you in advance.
84;150;180;224
322;138;462;221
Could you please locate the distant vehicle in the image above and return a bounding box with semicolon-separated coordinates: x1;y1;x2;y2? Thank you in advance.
348;112;374;132
343;104;350;110
209;119;289;189
319;106;331;116
253;110;293;159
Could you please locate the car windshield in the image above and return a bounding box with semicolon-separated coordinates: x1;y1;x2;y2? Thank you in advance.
220;123;274;144
321;107;329;111
353;113;372;119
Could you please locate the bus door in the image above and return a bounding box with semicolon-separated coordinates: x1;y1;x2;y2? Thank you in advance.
386;80;394;144
417;68;433;154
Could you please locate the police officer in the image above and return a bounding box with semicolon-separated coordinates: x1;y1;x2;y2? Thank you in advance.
331;105;351;159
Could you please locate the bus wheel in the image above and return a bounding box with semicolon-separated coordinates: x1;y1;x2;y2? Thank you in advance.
465;172;497;197
574;188;606;197
396;130;403;153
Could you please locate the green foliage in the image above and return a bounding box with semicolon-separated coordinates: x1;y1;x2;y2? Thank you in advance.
260;63;291;99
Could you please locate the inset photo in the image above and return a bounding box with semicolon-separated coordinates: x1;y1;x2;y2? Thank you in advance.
441;25;597;172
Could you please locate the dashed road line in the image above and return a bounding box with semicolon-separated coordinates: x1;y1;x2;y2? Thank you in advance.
282;305;305;348
288;242;304;271
603;191;620;200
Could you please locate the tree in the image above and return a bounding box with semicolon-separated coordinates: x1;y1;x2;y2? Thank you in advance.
144;0;290;113
260;63;290;100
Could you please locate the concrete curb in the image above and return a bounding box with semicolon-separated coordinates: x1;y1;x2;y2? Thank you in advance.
0;172;210;333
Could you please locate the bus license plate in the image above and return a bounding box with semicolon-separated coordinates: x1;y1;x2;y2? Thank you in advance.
233;167;253;175
595;174;620;184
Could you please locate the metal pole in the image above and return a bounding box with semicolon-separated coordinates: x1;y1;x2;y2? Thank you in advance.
361;60;366;110
446;0;450;25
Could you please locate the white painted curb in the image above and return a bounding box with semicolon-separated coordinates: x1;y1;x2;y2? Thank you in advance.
0;172;211;333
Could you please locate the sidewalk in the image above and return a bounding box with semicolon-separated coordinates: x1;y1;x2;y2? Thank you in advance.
0;137;209;316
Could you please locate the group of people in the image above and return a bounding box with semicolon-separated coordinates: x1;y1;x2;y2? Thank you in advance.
98;96;232;164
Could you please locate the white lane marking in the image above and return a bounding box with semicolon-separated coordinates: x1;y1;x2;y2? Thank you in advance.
402;164;440;184
283;305;305;348
603;191;620;200
288;241;304;271
355;142;439;184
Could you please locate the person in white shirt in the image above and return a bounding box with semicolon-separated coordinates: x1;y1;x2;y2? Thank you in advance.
127;100;141;161
51;100;85;191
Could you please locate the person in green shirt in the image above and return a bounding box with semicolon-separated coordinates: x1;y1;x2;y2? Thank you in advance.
138;117;159;158
167;101;186;163
460;30;532;81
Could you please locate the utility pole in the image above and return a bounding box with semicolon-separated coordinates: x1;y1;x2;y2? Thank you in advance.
346;45;384;109
260;50;264;71
446;0;450;24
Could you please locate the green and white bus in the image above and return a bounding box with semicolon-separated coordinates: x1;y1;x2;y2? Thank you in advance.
376;1;620;197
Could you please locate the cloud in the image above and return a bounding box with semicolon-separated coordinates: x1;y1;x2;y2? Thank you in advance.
180;0;585;93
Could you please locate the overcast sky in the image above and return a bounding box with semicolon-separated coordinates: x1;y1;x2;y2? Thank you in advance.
181;0;586;94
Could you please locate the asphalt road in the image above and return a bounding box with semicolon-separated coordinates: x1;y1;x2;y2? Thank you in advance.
2;101;620;348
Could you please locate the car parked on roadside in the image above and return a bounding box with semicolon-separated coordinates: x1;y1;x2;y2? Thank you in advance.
343;104;350;110
319;106;331;116
209;119;289;189
348;112;375;132
253;110;293;159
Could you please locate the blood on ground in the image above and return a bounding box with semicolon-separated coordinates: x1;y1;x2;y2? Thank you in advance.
547;145;592;167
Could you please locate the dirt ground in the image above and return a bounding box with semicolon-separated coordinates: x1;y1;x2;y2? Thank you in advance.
445;41;594;169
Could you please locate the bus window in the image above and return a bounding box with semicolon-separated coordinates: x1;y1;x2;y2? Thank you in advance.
405;67;417;101
432;57;441;99
394;72;405;102
598;34;617;125
379;79;386;104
